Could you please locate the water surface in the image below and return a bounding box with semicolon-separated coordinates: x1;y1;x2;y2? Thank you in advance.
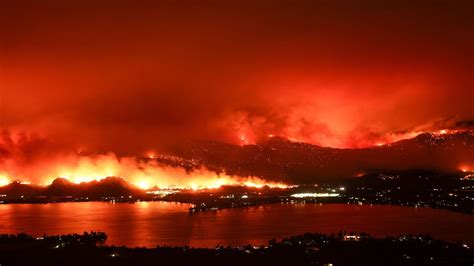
0;202;472;247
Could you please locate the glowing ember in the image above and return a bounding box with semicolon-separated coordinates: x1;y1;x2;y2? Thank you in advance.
146;152;156;159
291;193;340;198
354;172;366;178
239;135;249;145
459;165;472;173
375;129;464;148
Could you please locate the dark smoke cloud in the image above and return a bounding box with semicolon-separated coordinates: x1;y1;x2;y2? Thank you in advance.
0;0;473;154
456;120;474;129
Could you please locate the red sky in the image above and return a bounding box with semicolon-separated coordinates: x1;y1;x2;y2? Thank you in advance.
1;0;473;155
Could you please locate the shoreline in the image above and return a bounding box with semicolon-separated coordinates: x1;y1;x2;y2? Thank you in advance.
1;232;472;266
1;197;472;215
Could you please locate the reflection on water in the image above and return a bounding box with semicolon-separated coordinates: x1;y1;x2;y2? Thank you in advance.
0;202;472;247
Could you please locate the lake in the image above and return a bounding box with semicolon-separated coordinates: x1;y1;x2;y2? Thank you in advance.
0;202;472;247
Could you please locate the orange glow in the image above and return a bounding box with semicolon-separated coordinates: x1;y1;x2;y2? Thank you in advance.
146;151;157;159
230;125;467;149
371;129;463;148
0;129;471;188
0;174;10;187
239;135;250;146
224;107;471;149
354;172;366;178
244;181;265;188
458;163;473;173
0;153;288;190
0;0;472;158
242;180;288;189
320;129;464;148
136;180;152;190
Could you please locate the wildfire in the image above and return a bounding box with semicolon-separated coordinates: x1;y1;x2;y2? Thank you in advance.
0;174;10;187
0;153;289;190
459;165;472;173
379;129;463;147
136;180;152;190
147;175;289;191
146;151;156;159
233;127;467;149
239;135;250;146
354;172;366;178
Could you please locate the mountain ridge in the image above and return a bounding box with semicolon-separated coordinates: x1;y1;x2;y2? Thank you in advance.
166;131;474;183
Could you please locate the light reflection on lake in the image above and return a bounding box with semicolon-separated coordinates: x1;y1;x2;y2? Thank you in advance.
0;202;472;247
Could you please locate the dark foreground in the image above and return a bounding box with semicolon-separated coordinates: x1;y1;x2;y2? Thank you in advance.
1;232;472;266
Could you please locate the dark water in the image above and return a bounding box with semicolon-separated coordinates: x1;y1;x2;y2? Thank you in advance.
0;202;472;247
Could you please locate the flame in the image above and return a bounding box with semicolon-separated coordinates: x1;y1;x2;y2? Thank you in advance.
0;153;288;190
354;172;365;177
231;122;466;148
146;151;156;159
373;129;465;147
0;174;10;187
136;180;152;190
459;164;472;173
238;134;251;146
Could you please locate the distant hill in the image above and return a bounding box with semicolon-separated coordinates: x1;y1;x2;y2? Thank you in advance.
166;131;474;183
0;177;144;199
0;131;472;191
